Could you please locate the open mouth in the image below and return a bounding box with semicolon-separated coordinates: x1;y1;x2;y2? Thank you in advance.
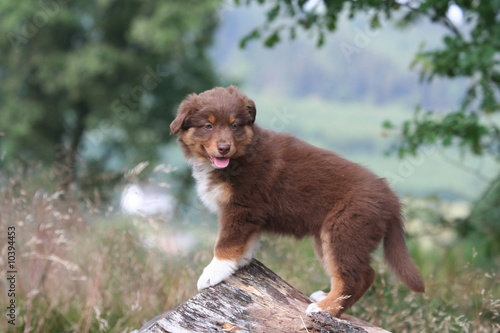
209;156;230;169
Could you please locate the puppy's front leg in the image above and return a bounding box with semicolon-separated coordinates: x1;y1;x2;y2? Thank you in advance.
197;215;260;291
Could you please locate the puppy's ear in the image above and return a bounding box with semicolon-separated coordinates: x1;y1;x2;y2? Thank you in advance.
227;85;257;124
170;93;198;135
246;99;256;124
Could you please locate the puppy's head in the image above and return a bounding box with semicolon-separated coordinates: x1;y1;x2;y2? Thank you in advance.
170;86;256;169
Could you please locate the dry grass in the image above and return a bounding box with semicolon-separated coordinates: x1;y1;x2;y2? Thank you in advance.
0;169;499;332
0;170;206;332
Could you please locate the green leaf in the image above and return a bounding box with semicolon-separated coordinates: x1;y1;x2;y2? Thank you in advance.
240;29;261;49
316;31;325;47
267;4;281;22
264;31;281;48
382;120;394;130
370;13;381;29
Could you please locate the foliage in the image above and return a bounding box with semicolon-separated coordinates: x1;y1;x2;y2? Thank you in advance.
236;0;499;160
0;0;220;191
462;174;500;258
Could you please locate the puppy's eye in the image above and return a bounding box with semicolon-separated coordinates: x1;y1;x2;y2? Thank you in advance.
231;123;239;130
204;123;213;130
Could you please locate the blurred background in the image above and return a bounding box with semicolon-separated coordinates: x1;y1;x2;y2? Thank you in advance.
0;1;498;332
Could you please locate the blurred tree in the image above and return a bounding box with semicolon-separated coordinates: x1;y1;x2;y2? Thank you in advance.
0;0;220;192
237;0;499;256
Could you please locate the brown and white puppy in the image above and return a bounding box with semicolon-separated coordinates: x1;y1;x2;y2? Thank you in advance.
170;86;424;317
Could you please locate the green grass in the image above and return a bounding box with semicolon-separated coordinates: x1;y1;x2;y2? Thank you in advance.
0;171;498;332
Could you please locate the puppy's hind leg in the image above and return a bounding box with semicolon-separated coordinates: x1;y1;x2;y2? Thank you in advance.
307;229;350;317
352;266;375;306
309;234;328;302
307;226;372;317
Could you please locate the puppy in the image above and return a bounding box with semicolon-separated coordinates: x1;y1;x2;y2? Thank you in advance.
170;86;424;317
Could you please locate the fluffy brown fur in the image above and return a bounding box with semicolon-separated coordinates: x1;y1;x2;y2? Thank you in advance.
170;86;424;317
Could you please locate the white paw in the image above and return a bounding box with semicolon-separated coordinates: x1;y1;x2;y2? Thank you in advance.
310;290;327;302
197;257;237;291
306;302;324;315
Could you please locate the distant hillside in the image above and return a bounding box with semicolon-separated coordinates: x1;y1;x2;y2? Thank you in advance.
211;5;466;109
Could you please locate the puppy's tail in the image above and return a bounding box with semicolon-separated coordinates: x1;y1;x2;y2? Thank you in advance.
383;217;425;293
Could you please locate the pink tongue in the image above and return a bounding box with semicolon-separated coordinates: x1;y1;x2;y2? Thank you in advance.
213;157;230;168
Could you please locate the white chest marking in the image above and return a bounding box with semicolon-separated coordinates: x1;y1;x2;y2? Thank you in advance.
190;160;228;213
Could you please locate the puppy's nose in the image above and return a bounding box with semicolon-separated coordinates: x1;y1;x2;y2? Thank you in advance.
217;143;230;155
